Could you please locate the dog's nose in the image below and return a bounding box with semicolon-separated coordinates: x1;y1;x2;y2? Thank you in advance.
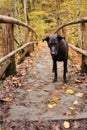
51;51;55;55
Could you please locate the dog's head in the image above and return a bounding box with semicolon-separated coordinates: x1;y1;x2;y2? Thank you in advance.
43;34;63;56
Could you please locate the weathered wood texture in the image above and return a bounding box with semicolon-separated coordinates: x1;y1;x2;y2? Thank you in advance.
0;15;37;37
81;22;87;72
69;44;87;56
0;59;11;78
0;15;38;78
0;41;38;64
2;23;16;76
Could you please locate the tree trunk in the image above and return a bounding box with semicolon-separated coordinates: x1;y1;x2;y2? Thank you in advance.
56;0;60;27
32;0;35;9
14;0;22;44
81;22;87;73
23;0;28;24
76;0;82;47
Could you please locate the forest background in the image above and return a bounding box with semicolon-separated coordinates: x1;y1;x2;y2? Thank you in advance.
0;0;87;48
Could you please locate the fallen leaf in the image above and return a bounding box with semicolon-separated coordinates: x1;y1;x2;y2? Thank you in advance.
44;89;50;92
61;85;68;89
51;96;59;103
73;100;78;105
75;85;79;88
48;103;57;109
75;79;82;83
75;92;83;97
74;111;79;115
2;97;13;102
69;107;75;110
63;121;70;129
65;89;74;94
63;111;72;116
27;89;32;92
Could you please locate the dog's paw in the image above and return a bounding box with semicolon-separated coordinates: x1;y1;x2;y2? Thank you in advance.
63;79;67;83
53;79;57;83
52;70;55;73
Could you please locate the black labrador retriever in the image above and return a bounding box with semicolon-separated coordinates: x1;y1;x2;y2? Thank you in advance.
43;34;68;83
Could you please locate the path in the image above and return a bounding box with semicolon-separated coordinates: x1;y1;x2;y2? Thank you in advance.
0;42;87;122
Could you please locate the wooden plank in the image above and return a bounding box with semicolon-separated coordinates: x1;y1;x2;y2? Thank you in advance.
0;41;38;64
0;59;11;78
69;44;87;56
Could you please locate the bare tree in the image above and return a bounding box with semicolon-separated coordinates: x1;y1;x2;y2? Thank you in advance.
56;0;60;27
14;0;22;44
76;0;82;47
23;0;28;24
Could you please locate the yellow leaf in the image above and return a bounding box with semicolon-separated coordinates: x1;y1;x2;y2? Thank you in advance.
65;89;74;94
51;96;59;103
48;103;56;109
63;121;70;129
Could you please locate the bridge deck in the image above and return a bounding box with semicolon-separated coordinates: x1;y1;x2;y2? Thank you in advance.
0;42;87;122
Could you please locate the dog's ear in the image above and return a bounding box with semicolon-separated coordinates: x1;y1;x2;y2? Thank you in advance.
42;36;49;43
57;35;63;41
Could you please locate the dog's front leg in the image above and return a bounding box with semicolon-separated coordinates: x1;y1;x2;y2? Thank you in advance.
52;59;55;73
63;60;67;83
53;60;57;82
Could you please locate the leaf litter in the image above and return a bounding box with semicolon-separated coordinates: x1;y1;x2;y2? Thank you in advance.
0;42;87;129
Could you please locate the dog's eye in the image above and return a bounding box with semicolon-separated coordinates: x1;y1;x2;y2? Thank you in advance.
49;42;52;46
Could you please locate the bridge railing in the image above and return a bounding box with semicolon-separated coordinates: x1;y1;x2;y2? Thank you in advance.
54;17;87;73
0;15;38;79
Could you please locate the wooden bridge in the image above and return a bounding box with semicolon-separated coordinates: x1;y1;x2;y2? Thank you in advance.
0;15;87;79
0;15;87;128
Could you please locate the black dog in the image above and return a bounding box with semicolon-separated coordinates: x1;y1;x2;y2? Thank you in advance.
43;34;68;83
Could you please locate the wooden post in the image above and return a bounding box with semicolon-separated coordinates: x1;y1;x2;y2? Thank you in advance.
81;22;87;73
2;23;16;76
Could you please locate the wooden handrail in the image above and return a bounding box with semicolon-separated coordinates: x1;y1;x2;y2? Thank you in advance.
0;15;38;37
54;17;87;33
69;44;87;56
54;17;87;57
0;59;11;78
0;41;38;64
